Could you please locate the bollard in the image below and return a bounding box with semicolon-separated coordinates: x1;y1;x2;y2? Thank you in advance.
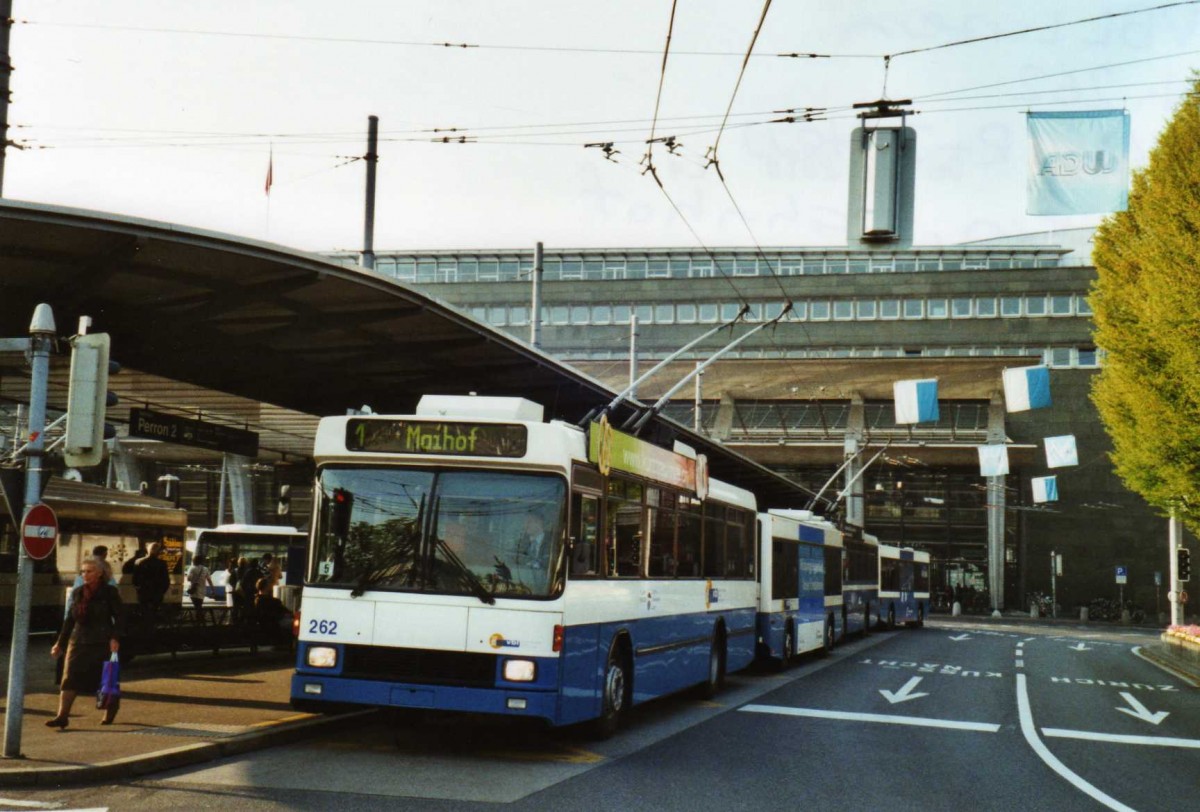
1120;608;1131;625
1030;603;1039;619
1080;606;1088;622
951;601;962;617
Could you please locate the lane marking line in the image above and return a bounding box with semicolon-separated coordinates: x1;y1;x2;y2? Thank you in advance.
740;704;1000;732
1016;673;1136;812
1041;728;1200;750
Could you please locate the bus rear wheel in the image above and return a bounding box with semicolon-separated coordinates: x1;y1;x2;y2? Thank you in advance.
698;630;726;699
779;624;794;670
593;642;629;739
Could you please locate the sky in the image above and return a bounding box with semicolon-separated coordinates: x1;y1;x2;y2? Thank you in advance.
4;1;1199;254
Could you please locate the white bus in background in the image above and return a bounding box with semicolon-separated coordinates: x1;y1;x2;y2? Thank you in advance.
186;524;307;601
291;394;759;736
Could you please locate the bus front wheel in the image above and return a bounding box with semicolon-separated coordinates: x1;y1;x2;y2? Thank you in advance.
593;642;629;739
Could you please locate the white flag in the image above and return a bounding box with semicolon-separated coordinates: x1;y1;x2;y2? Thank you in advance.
1044;435;1078;468
977;445;1009;477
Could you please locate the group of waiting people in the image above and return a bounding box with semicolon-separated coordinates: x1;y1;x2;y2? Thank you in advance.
44;545;289;731
185;554;284;628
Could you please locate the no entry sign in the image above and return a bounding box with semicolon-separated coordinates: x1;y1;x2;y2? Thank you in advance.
20;502;58;560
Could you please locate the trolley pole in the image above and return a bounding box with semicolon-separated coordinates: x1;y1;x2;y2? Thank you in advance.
4;304;56;759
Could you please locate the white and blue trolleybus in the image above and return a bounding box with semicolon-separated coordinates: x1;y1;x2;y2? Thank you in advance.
877;544;931;628
291;395;759;734
755;509;842;663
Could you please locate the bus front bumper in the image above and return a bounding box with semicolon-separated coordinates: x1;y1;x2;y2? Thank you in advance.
290;674;559;722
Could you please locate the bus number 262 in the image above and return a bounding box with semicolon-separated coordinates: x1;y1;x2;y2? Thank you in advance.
308;619;338;635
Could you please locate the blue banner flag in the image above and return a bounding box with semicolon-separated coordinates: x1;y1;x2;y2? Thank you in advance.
1027;110;1129;215
1032;476;1058;504
894;378;939;424
1003;365;1051;412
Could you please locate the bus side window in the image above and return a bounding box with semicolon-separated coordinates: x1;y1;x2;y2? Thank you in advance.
571;492;599;577
676;497;701;577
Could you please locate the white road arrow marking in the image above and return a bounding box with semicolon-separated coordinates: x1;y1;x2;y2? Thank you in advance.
1116;692;1169;725
948;634;971;641
1069;643;1091;651
880;676;928;704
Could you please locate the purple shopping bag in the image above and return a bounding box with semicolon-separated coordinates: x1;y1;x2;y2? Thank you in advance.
96;652;120;709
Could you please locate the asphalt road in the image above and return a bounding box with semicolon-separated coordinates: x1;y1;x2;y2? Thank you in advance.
1;619;1193;812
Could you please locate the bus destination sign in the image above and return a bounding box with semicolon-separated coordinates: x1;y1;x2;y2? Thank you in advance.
347;419;528;458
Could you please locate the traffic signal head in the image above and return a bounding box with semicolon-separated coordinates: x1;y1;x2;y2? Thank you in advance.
1178;547;1191;582
64;332;117;467
331;487;353;538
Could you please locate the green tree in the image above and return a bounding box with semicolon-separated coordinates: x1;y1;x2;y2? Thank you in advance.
1091;75;1200;530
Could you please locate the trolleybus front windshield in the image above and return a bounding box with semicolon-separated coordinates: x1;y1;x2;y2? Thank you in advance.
310;466;566;599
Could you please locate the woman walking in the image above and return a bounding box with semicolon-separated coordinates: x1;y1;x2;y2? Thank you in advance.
47;556;123;728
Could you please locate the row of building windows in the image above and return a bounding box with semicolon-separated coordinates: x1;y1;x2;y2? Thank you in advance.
355;250;1066;284
560;345;1101;368
464;294;1092;329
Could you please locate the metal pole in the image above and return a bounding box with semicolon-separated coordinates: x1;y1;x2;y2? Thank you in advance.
0;1;13;195
628;314;639;401
1050;550;1057;619
361;115;378;271
530;242;543;348
1169;511;1183;626
4;303;56;758
217;453;228;526
693;361;702;432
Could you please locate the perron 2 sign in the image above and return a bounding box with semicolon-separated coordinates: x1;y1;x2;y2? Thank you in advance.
129;408;259;457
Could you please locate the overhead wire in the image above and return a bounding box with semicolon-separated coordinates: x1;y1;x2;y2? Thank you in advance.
705;0;773;180
621;3;843;501
885;0;1200;61
17;17;870;58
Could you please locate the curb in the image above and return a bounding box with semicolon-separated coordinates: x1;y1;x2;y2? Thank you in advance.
0;708;375;788
1134;644;1200;688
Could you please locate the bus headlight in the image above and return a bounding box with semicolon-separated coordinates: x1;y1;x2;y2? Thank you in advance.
307;646;338;668
503;659;536;682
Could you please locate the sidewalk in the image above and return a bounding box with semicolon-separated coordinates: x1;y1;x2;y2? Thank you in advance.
0;642;363;787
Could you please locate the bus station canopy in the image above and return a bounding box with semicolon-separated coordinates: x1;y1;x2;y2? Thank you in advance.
0;200;818;508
